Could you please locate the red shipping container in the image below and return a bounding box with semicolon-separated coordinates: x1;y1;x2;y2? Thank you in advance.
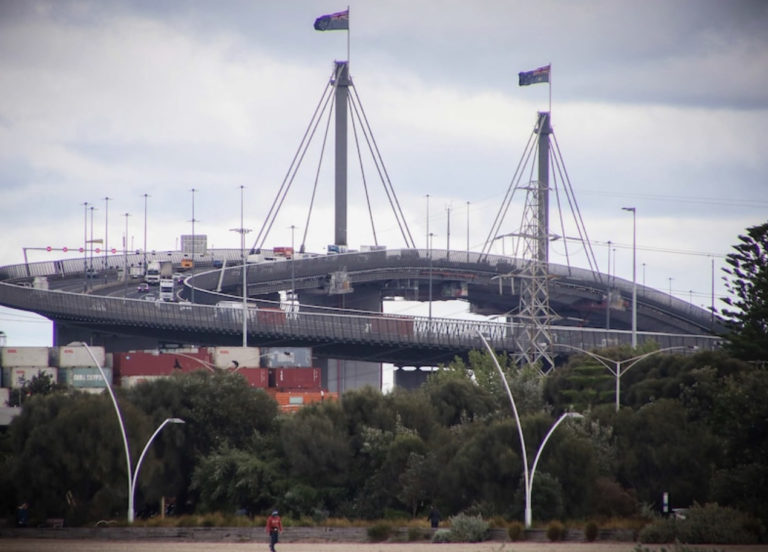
272;367;321;390
113;350;212;377
257;308;286;326
235;367;268;388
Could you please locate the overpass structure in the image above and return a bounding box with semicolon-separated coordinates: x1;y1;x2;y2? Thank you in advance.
0;248;722;369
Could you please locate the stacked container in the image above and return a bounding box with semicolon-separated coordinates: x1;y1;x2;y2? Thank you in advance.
262;346;334;410
55;345;111;391
211;346;268;389
113;348;211;387
1;346;58;389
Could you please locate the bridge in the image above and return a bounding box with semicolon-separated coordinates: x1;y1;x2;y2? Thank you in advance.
0;61;725;388
0;248;721;367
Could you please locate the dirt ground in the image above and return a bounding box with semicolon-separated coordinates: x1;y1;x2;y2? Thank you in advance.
1;541;767;552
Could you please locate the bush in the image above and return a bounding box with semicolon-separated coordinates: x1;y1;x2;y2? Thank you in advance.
676;503;760;544
639;503;761;545
546;520;566;541
448;513;490;542
407;526;431;541
367;522;393;542
508;520;526;541
638;518;676;544
432;528;453;543
585;520;599;542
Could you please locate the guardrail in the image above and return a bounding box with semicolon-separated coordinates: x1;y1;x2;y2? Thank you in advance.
0;280;720;362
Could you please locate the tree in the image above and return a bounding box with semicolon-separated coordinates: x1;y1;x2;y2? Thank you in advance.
721;221;768;361
7;371;66;407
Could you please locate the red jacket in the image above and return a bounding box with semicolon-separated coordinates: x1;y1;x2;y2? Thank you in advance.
265;515;282;534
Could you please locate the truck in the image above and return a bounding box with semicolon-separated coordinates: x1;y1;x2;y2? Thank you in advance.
145;261;173;285
158;279;175;302
145;261;162;285
129;266;144;279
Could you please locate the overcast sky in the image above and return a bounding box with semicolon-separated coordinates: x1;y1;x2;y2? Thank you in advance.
1;0;767;346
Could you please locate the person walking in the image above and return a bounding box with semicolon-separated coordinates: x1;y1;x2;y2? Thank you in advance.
265;509;283;552
427;505;441;528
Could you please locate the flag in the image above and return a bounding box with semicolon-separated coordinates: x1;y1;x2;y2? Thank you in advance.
518;65;550;86
314;9;349;31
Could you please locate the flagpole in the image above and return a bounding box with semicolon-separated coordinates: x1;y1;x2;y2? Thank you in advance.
347;5;351;64
548;62;552;113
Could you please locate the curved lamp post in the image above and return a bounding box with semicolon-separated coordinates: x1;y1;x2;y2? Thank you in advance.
77;342;184;523
554;344;691;412
476;331;583;528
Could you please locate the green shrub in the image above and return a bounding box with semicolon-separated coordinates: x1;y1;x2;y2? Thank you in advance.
585;520;599;542
508;520;526;541
546;520;566;541
407;526;431;541
432;528;452;543
447;513;490;542
638;518;676;543
675;503;760;544
367;522;393;542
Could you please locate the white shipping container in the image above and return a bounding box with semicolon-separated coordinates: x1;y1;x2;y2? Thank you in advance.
120;375;166;388
211;347;261;369
1;346;50;368
2;367;58;389
56;345;106;368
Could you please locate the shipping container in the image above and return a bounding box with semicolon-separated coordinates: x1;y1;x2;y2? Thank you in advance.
267;389;337;412
272;367;321;390
60;367;113;388
112;350;212;378
55;345;106;368
2;367;58;389
235;367;269;388
1;346;49;368
211;347;261;369
120;375;167;388
263;347;312;368
257;308;286;326
370;314;414;337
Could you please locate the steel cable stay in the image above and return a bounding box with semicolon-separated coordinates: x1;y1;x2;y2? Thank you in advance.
251;74;335;252
480;127;538;259
301;96;336;253
257;81;336;252
349;99;378;246
349;84;416;248
551;132;602;281
347;88;404;247
509;134;540;261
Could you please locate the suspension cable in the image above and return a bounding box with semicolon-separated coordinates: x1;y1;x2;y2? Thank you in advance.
349;100;378;245
350;84;416;248
301;91;336;252
251;73;335;252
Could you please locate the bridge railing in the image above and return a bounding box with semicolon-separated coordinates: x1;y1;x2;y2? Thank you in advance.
0;281;721;358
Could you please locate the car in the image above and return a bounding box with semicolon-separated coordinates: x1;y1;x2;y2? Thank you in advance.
173;272;184;283
137;282;150;293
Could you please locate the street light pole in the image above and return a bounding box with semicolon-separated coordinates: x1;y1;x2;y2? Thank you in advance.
476;331;582;528
143;193;150;272
428;232;435;324
466;200;470;263
622;207;637;348
104;197;111;271
76;343;184;523
83;201;89;291
229;185;251;347
555;344;691;412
